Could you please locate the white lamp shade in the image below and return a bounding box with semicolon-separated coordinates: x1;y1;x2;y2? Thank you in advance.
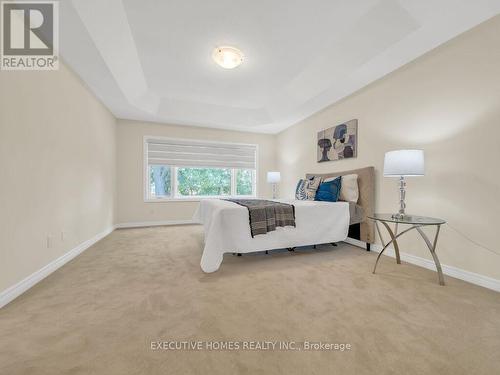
267;171;281;183
384;150;424;177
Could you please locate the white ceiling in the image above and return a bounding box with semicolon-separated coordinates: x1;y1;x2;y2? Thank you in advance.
61;0;500;133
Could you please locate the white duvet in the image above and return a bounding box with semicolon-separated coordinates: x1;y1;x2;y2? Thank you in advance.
193;199;350;273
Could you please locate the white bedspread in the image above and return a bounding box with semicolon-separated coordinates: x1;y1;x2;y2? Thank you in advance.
193;199;350;273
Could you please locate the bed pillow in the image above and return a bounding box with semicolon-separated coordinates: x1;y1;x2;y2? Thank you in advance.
340;174;359;203
295;177;322;200
325;174;359;203
315;176;342;202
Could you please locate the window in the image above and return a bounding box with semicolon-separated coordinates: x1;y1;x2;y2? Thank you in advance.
177;167;231;197
236;169;253;195
145;137;257;200
149;165;171;198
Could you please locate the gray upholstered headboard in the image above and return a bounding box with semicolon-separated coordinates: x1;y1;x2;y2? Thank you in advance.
306;166;375;244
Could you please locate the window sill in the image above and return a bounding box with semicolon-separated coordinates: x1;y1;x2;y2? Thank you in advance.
144;196;257;203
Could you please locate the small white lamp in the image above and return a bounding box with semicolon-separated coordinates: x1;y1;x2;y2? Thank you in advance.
384;150;424;219
267;171;281;199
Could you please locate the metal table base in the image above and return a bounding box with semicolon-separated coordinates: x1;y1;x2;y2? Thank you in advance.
373;221;444;286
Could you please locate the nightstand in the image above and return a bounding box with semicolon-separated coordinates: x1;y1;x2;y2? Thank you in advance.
368;214;446;285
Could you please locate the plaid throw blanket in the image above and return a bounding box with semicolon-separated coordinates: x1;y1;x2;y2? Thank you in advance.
224;199;296;237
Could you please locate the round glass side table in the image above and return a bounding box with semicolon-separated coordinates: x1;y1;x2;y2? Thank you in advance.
368;214;447;286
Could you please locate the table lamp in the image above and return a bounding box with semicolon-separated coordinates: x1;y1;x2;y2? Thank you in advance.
267;172;281;199
384;150;424;219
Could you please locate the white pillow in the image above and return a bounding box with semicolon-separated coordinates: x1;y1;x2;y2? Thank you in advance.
325;174;359;203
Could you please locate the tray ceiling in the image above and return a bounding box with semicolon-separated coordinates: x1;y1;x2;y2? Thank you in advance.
61;0;500;133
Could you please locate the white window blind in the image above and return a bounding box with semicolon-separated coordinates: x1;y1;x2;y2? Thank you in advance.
146;138;257;169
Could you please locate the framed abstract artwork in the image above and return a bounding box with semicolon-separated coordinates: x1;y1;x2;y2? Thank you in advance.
317;119;358;163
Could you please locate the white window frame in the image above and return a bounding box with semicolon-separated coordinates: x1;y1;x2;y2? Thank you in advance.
143;136;258;202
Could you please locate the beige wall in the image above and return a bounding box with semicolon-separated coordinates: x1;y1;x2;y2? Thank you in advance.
277;16;500;280
0;63;116;292
116;119;276;224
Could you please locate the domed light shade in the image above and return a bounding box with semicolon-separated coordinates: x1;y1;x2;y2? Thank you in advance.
212;46;244;69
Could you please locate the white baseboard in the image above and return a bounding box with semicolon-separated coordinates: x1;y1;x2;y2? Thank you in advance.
115;219;196;229
344;237;370;249
345;237;500;292
0;226;115;309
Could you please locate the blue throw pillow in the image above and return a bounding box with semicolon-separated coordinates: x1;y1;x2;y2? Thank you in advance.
315;177;342;202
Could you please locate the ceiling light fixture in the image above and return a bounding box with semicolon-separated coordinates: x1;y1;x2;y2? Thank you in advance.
212;46;244;69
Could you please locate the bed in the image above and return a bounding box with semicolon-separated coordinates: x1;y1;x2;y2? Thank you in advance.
194;166;375;273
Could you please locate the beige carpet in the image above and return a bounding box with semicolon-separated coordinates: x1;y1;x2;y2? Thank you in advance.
1;225;499;375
